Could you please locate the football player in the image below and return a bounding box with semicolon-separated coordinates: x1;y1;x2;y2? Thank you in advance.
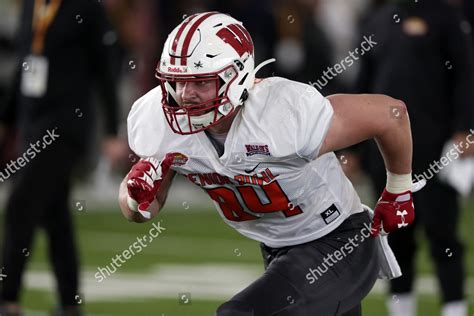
119;12;421;316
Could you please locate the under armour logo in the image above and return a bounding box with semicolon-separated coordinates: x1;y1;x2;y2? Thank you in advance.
397;210;408;228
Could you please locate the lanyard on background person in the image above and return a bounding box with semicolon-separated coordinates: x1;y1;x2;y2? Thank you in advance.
31;0;62;54
21;0;62;98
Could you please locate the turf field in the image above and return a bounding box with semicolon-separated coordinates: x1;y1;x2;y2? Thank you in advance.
0;195;473;315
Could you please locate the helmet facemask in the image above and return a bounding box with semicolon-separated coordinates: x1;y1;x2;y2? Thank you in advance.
156;64;239;135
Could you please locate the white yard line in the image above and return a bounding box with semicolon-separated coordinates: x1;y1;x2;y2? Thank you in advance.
22;264;474;302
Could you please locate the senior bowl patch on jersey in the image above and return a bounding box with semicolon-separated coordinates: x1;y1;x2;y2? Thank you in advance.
167;152;189;166
321;204;341;225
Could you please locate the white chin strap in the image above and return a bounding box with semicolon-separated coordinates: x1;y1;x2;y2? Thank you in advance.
250;58;276;82
190;110;221;131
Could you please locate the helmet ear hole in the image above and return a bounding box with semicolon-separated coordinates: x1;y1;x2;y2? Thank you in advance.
238;73;249;86
240;89;249;102
217;78;225;97
234;59;244;71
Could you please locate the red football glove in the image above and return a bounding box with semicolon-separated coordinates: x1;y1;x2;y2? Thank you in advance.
126;155;173;217
370;189;414;237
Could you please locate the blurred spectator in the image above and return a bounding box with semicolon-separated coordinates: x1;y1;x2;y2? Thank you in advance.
0;32;17;169
462;0;474;29
103;0;161;96
356;0;474;316
272;0;343;94
449;0;474;49
317;0;370;86
0;1;19;168
0;33;15;100
0;0;127;315
215;0;276;77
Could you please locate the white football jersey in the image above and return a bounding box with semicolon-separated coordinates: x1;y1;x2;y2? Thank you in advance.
128;77;364;248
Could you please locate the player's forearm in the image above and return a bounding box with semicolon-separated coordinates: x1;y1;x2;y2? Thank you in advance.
156;169;176;207
374;101;412;175
119;176;160;223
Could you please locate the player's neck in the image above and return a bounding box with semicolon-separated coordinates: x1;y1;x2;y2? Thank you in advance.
208;107;241;134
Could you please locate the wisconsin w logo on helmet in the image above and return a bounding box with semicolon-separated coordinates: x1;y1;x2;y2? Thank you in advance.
216;24;254;58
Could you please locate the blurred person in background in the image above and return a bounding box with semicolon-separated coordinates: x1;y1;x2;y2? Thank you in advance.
0;1;19;170
104;0;161;97
462;1;474;37
448;0;474;57
0;33;17;170
317;0;370;88
272;0;343;95
215;0;276;78
356;0;474;315
0;0;127;315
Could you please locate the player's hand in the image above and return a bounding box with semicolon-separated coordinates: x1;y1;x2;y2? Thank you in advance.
126;155;173;218
370;180;426;237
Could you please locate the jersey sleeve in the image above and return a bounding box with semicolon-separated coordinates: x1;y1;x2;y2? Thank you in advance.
294;84;334;160
127;86;166;158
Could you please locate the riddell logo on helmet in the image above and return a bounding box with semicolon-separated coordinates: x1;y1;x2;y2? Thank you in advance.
168;67;188;73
